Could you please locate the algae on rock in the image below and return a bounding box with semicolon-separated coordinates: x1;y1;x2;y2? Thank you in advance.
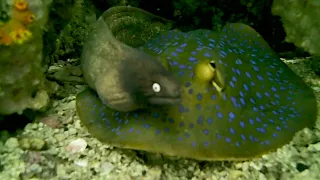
0;0;52;115
272;0;320;56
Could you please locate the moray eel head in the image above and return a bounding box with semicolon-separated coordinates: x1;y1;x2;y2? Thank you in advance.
119;50;181;107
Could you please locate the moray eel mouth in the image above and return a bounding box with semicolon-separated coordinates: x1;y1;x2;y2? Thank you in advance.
148;96;181;105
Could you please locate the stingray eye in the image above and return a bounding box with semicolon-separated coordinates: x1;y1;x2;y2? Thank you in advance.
152;83;161;93
209;60;216;68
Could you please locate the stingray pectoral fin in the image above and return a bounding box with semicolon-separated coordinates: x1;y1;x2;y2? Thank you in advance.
222;23;278;56
76;89;182;157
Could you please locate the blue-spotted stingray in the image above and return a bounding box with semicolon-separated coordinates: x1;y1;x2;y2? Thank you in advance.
76;23;317;161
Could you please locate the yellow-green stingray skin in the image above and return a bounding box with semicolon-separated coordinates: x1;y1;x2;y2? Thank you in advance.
76;23;317;161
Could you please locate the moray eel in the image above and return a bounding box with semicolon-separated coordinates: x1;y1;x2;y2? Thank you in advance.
80;12;181;112
76;23;317;161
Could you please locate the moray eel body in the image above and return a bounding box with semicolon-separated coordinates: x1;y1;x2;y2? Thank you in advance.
76;23;317;161
80;11;181;112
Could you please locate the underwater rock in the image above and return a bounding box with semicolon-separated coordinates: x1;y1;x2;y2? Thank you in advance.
18;137;46;151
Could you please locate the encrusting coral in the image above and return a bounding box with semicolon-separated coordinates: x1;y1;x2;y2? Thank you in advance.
0;0;34;45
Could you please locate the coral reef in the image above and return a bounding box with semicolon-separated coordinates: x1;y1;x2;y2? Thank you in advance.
0;0;52;115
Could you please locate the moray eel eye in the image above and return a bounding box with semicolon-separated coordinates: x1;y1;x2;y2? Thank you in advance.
152;82;161;92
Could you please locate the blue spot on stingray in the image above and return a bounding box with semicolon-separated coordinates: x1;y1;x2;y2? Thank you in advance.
204;53;211;57
180;43;187;47
256;92;262;99
211;94;217;100
220;50;227;57
222;93;227;100
236;69;241;75
230;81;235;88
171;52;178;56
257;75;264;81
143;124;150;128
179;121;185;127
232;76;237;82
245;72;251;78
197;93;203;101
185;132;190;138
229;128;235;135
241;134;246;140
188;57;196;61
189;123;194;129
243;84;249;91
240;121;245;128
225;137;231;143
256;117;262;122
191;142;196;147
197;116;204;125
257;127;266;133
203;129;209;135
176;48;183;52
180;64;187;69
235;59;242;64
155;129;161;135
229;112;235;120
253;66;259;71
240;98;245;105
152;112;159;118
